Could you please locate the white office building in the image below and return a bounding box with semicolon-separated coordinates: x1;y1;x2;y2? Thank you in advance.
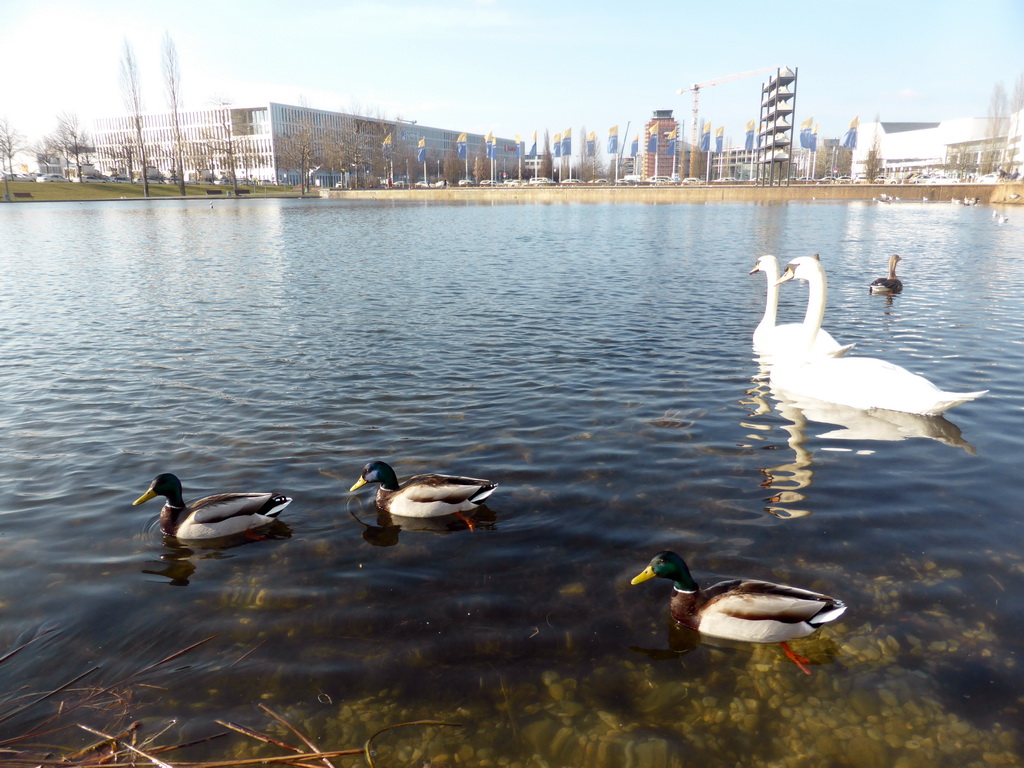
92;102;518;186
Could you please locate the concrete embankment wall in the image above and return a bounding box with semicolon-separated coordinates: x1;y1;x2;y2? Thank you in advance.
323;183;1022;205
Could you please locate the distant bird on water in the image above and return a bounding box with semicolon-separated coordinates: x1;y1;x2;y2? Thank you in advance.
869;254;903;295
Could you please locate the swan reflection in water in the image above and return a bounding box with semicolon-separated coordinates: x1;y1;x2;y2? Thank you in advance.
350;506;497;547
741;379;975;519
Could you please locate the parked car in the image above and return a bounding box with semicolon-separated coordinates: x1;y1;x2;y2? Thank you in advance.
648;176;674;185
712;176;738;183
35;174;67;182
976;173;1000;184
502;179;520;186
617;174;643;184
590;178;610;184
479;179;497;186
109;176;131;183
560;178;583;184
457;179;475;186
413;180;431;188
681;177;702;185
528;177;556;185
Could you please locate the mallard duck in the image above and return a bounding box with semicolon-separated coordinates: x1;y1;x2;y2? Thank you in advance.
349;460;497;521
771;257;985;415
631;551;846;659
133;472;291;539
869;253;903;294
750;254;852;360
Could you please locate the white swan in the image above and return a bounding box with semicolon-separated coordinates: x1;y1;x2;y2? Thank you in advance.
750;254;852;361
769;256;987;416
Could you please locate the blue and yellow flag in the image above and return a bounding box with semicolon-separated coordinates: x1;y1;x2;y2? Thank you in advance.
383;133;393;157
810;123;819;153
799;117;814;149
629;134;638;157
561;129;571;157
587;131;596;157
647;124;658;153
485;131;494;159
714;126;724;154
516;134;522;158
417;137;426;163
699;123;710;152
842;116;859;149
744;120;755;151
528;130;537;158
666;128;677;156
457;132;467;159
553;132;561;158
607;125;618;155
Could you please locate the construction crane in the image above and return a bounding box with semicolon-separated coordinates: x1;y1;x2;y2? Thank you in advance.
677;65;777;175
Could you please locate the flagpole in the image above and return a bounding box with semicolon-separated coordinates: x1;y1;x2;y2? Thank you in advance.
618;120;629;183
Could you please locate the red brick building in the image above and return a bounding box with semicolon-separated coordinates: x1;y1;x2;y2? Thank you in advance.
642;110;681;179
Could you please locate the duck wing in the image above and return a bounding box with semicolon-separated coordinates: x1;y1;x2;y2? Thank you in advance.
870;277;903;293
188;492;292;524
703;580;845;624
400;474;497;505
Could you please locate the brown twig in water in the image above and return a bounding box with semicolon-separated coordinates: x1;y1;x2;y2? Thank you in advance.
65;720;142;761
0;627;59;666
79;724;174;768
363;720;462;768
258;704;337;768
228;639;268;668
215;719;297;752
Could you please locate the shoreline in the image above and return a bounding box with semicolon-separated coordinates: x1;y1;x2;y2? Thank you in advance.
322;182;1023;205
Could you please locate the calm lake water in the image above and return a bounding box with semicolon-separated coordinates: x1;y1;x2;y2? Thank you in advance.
1;196;1021;767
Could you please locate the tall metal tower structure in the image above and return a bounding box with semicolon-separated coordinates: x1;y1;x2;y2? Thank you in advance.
756;67;797;185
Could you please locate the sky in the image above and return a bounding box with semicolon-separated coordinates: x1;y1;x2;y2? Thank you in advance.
2;0;1022;151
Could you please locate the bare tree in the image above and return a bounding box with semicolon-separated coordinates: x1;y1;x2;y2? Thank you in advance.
472;143;488;183
208;96;240;191
1006;72;1024;172
51;111;93;179
576;126;606;181
863;114;883;181
540;131;553;179
162;32;187;194
276;107;317;193
120;38;150;196
0;117;25;194
984;82;1008;174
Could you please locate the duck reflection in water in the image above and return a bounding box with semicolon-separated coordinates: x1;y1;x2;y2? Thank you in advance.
142;523;292;586
349;506;497;547
629;619;842;672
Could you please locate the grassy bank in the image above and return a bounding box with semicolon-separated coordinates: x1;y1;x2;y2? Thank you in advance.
1;181;309;202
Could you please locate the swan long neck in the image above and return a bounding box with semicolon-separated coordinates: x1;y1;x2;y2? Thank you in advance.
759;263;780;329
800;266;827;352
888;255;899;279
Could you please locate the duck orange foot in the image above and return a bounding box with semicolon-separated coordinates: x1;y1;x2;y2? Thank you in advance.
781;641;812;675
